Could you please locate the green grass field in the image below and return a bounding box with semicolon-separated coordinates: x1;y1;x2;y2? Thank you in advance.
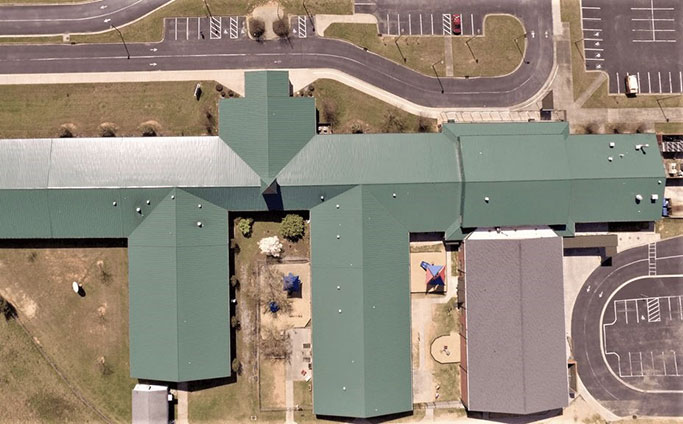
0;246;132;423
325;15;525;78
0;81;224;138
656;219;683;239
311;79;436;134
655;122;683;134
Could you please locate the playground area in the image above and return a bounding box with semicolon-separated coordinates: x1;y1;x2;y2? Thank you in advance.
409;242;448;294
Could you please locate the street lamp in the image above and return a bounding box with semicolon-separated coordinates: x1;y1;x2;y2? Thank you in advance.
302;0;315;33
395;31;407;63
110;24;130;60
465;37;478;63
513;33;529;64
431;59;445;94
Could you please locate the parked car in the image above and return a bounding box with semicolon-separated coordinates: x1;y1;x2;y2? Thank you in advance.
625;74;638;96
452;14;461;35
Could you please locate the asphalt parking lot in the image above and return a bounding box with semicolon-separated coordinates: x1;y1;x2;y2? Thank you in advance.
580;0;683;94
572;236;683;416
354;0;539;38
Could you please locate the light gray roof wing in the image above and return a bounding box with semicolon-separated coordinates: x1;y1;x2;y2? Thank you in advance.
0;137;261;189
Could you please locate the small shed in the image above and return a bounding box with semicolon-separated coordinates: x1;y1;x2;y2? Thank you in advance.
132;384;169;424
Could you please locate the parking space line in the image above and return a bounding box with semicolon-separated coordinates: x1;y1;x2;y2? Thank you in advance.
230;16;239;39
442;13;451;35
397;13;401;34
431;14;434;35
210;16;221;39
679;296;683;320
175;17;178;41
584;48;604;50
662;352;667;375
616;72;620;94
637;72;641;93
582;6;600;9
186;17;189;40
631;7;674;10
586;58;605;61
197;17;201;39
674;352;679;376
408;13;411;35
669;72;673;93
648;72;652;92
680;72;683;93
633;39;677;43
386;13;389;35
658;71;662;93
471;13;474;36
419;14;423;35
583;17;602;21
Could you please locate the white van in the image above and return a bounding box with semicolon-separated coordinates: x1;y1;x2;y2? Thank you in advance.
625;74;638;95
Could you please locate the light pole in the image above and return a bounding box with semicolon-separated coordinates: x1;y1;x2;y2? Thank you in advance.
431;59;444;94
465;37;478;63
110;24;130;60
395;31;407;63
513;33;529;64
302;0;315;33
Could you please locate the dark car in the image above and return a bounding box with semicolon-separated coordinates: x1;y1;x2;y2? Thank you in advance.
452;14;461;35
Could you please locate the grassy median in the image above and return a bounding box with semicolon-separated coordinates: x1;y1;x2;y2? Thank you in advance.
324;14;526;77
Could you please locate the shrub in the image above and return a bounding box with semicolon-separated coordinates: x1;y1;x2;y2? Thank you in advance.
259;236;283;257
231;358;241;374
230;316;240;329
273;18;290;38
230;275;240;289
279;214;305;240
237;217;253;237
249;18;266;40
58;126;74;138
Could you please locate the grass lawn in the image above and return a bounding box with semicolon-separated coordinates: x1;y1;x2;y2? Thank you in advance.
0;317;102;423
655;219;683;239
310;79;436;134
0;81;224;138
432;362;460;401
656;122;683;134
561;0;683;108
433;408;467;419
293;381;312;409
0;245;133;423
324;15;525;77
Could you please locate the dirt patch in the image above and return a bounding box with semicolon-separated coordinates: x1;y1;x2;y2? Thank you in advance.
259;358;286;408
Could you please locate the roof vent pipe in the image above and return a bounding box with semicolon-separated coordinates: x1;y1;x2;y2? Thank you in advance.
635;194;643;203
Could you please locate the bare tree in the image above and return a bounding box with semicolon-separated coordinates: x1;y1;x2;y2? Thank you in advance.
260;327;292;359
260;267;291;314
382;110;406;133
417;114;431;133
273;17;290;39
322;100;339;128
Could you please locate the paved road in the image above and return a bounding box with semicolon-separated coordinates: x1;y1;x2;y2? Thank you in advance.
0;3;554;109
0;0;172;36
579;0;683;94
572;236;683;417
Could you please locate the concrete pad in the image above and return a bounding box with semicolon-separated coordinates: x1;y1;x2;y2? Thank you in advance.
315;14;378;36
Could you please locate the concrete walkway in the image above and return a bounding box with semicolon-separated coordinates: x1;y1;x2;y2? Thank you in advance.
444;37;454;77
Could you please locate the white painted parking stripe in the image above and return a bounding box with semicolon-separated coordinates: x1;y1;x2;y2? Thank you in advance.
419;14;423;35
174;17;178;41
471;13;474;36
616;72;620;94
584;48;604;50
397;13;400;34
669;72;673;93
631;7;674;10
230;16;239;39
659;71;662;93
674;352;679;376
583;28;602;31
586;58;605;61
631;18;674;21
680;72;683;93
186;17;189;40
637;72;641;93
442;13;451;35
386;13;389;35
584;38;603;41
648;72;652;92
583;17;602;20
197;17;200;39
431;13;434;35
582;6;601;9
633;39;677;43
632;28;676;32
408;13;412;35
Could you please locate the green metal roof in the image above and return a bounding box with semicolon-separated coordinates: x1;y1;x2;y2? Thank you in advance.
129;188;230;382
311;185;412;418
0;71;668;415
219;71;316;185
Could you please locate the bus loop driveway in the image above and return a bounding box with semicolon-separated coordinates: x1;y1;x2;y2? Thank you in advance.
580;0;683;94
572;236;683;417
